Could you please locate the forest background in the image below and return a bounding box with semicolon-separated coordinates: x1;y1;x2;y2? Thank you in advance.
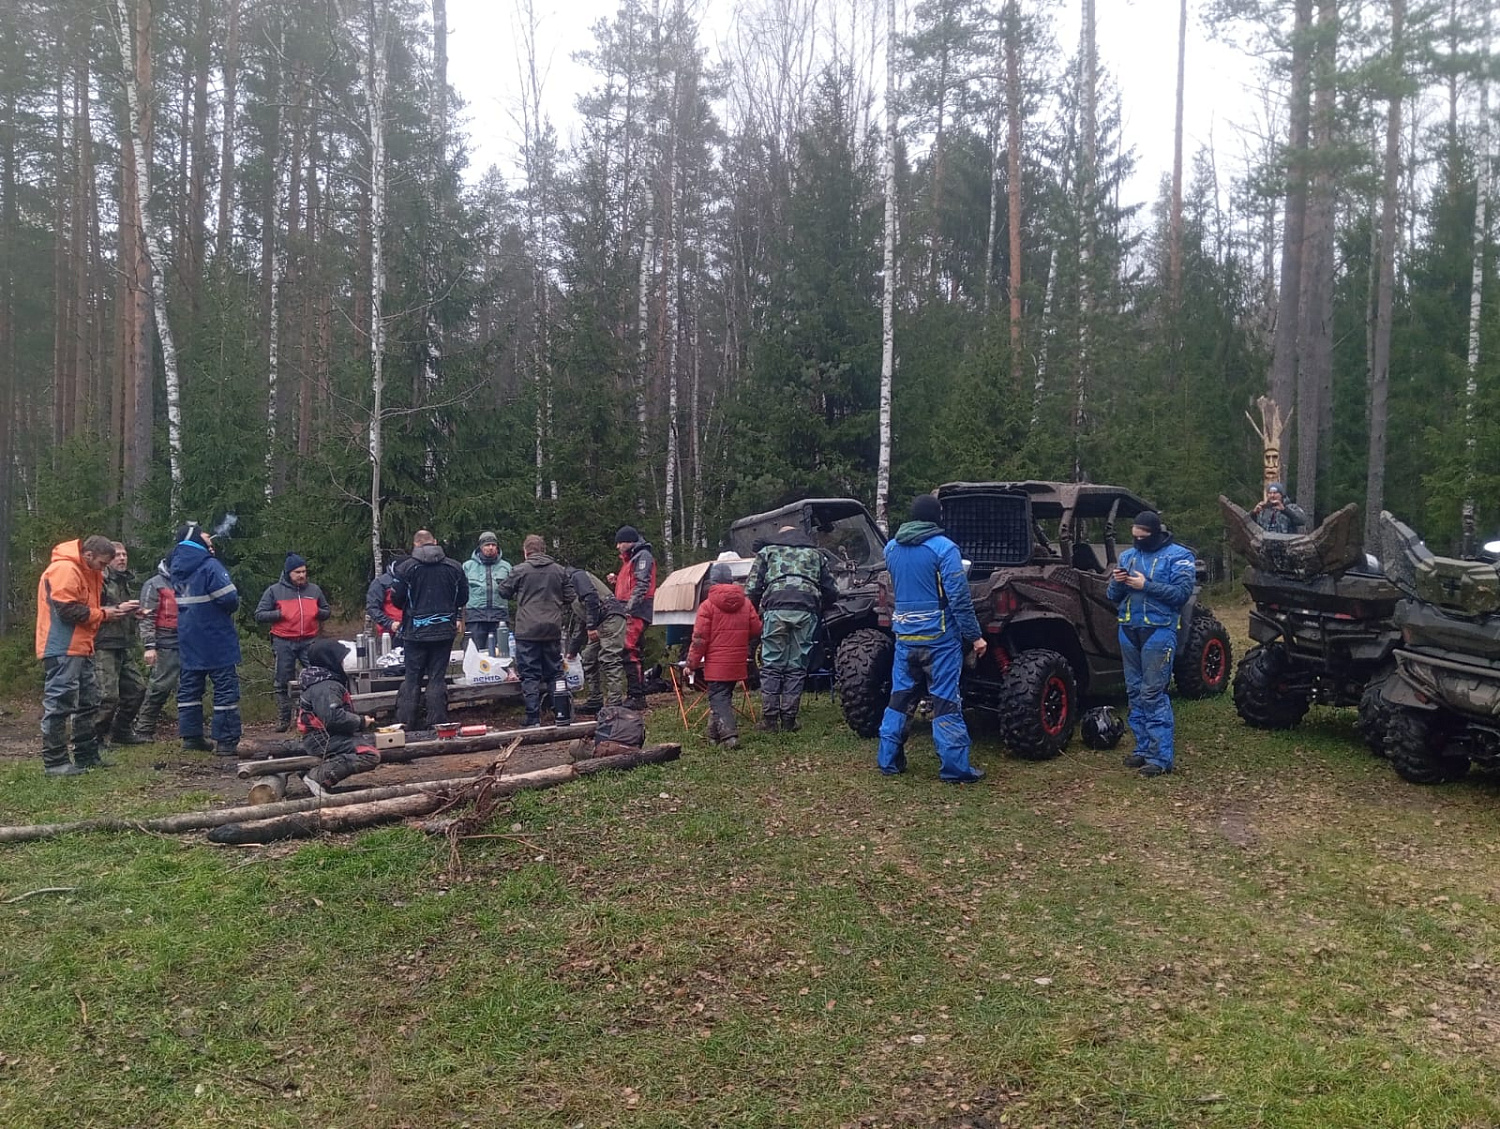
0;0;1496;651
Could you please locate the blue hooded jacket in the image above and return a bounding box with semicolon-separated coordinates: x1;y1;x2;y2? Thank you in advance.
883;522;982;645
171;541;242;670
1106;536;1196;629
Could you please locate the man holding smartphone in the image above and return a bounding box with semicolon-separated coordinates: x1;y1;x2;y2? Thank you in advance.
1106;511;1196;778
35;535;138;776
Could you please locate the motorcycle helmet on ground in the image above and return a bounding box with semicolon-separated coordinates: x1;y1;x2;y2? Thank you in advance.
1080;706;1125;750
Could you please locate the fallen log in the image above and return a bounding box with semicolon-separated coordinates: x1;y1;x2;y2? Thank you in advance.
247;774;289;805
235;721;597;778
0;744;680;846
206;745;681;846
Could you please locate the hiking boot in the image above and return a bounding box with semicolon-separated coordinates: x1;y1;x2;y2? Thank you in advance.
182;736;216;753
780;714;800;733
1139;763;1171;778
625;697;648;712
215;743;239;758
941;767;987;784
706;716;723;744
77;756;117;770
722;735;739;750
110;731;152;746
44;763;87;777
576;699;603;716
756;713;780;732
1122;754;1147;768
522;716;541;729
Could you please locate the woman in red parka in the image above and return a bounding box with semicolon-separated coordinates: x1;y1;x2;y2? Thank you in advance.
686;563;763;748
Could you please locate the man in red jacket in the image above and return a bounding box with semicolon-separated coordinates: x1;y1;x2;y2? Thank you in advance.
686;564;762;749
254;553;332;731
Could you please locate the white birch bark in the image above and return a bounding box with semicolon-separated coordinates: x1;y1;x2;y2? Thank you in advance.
1075;0;1096;482
113;0;183;513
875;0;897;530
662;73;682;571
1365;0;1401;551
1462;35;1489;552
363;0;389;575
636;188;654;495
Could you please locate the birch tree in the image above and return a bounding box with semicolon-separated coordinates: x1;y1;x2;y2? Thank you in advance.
1461;19;1489;554
359;0;390;574
876;0;897;529
112;0;183;514
1365;0;1403;549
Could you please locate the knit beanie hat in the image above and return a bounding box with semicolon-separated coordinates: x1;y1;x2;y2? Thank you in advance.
910;494;943;524
708;563;734;585
479;531;499;547
615;526;641;544
1133;510;1163;534
175;522;210;551
284;552;308;574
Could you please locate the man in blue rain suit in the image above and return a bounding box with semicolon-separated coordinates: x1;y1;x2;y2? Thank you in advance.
877;494;988;783
1106;510;1196;778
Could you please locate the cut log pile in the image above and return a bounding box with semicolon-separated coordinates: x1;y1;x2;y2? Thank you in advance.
0;725;681;848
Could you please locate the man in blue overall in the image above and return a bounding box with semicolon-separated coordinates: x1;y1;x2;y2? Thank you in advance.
1106;510;1196;777
877;494;988;783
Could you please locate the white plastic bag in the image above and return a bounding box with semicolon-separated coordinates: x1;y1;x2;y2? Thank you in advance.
564;654;585;692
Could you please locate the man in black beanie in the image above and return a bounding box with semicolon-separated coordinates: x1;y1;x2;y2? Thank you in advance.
1106;510;1196;777
254;552;331;731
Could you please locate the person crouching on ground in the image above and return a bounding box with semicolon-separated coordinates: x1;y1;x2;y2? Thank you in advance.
877;494;987;783
297;638;379;796
1106;510;1196;778
254;553;331;732
686;563;762;749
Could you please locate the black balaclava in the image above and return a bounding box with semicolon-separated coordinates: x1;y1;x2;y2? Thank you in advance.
1133;510;1166;553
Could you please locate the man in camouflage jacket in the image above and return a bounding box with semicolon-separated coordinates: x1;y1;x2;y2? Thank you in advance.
746;525;838;731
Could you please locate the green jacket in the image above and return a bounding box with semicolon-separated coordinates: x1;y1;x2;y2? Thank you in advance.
95;567;138;650
463;549;513;618
747;531;838;614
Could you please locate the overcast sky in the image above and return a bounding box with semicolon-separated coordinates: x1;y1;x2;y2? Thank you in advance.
445;0;1265;212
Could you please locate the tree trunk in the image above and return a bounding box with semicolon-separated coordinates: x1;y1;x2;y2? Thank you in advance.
1075;0;1097;481
876;0;897;530
262;24;285;500
115;0;181;516
1169;0;1187;313
1005;0;1023;356
184;0;210;321
1462;12;1489;555
216;0;239;258
364;0;390;575
662;70;682;569
0;74;15;632
1294;0;1337;518
1365;0;1402;550
420;0;448;483
1271;0;1313;428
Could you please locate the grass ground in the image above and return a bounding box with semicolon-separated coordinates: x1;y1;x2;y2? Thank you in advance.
2;624;1499;1127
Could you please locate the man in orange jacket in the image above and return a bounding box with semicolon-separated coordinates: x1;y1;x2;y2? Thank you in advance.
35;535;139;776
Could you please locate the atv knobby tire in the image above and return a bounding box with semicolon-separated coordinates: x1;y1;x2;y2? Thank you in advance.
1385;708;1470;785
1175;609;1233;698
1232;644;1311;730
1355;666;1396;756
835;628;895;739
998;649;1079;760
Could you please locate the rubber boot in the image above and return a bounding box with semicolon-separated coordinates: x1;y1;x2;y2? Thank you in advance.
274;692;293;734
757;668;782;732
182;735;216;753
780;669;805;732
625;661;648;711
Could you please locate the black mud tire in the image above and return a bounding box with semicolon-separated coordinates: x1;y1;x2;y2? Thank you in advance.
1175;609;1232;698
998;649;1079;760
1386;708;1470;785
834;628;894;739
1355;666;1396;756
1232;644;1311;730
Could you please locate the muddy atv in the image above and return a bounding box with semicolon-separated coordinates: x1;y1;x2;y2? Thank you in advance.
833;482;1231;759
1375;513;1500;785
1220;497;1402;750
724;499;892;726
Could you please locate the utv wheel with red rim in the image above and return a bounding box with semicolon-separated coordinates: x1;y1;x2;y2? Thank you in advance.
998;648;1079;760
1174;608;1233;698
